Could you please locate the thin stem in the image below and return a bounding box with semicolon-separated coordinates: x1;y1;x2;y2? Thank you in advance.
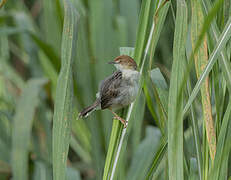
110;103;134;180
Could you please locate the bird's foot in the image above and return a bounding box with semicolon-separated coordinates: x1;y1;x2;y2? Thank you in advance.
113;116;128;128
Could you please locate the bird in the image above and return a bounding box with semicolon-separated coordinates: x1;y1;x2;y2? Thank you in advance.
78;55;140;128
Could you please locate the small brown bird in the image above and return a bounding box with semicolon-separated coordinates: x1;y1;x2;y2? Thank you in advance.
79;55;140;128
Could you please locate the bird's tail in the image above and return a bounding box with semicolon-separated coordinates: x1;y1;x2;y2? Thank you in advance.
79;99;100;118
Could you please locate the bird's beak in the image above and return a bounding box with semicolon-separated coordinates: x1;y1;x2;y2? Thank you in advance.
108;61;116;64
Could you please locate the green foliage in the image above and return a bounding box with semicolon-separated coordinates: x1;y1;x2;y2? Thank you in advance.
0;0;231;179
52;0;78;180
12;79;47;180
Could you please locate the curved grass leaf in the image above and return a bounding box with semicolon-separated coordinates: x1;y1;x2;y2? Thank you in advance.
183;17;231;115
178;0;224;115
52;1;78;179
12;78;47;180
201;0;231;92
191;0;216;161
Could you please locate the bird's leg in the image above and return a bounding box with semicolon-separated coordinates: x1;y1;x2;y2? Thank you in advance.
109;109;128;128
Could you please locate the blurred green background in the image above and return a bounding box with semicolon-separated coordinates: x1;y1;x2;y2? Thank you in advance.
0;0;231;179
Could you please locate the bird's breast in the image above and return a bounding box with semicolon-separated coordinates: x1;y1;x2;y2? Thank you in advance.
119;71;139;105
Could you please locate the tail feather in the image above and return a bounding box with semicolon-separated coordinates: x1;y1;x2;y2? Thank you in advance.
79;99;100;118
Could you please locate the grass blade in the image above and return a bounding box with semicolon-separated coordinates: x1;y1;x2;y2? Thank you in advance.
191;0;216;161
134;0;152;65
209;100;231;180
168;0;187;179
12;79;47;180
52;1;78;179
183;17;231;115
103;120;123;180
201;0;231;92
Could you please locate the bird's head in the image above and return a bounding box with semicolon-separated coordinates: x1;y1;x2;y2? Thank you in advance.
108;55;137;71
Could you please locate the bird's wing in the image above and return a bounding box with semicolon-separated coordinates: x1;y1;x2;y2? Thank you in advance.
99;71;122;109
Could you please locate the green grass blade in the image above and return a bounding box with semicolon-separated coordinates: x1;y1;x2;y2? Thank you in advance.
12;79;47;180
177;0;224;114
168;0;187;179
103;120;123;180
52;0;78;179
183;17;231;115
144;1;170;131
133;0;152;65
148;0;170;69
